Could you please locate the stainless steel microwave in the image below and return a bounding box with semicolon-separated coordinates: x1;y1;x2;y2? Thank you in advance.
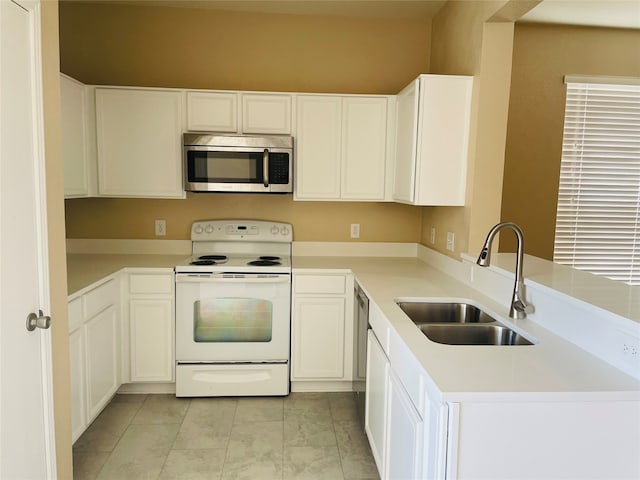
183;133;293;193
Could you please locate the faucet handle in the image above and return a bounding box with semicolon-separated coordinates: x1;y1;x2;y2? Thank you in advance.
511;298;534;318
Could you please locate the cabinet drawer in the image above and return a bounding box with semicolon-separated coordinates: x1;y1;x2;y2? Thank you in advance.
389;328;425;413
84;279;117;319
295;275;346;295
68;297;83;333
129;273;173;295
369;301;390;355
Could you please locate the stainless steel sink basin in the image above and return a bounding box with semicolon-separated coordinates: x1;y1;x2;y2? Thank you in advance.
417;324;533;346
396;301;496;324
395;300;534;346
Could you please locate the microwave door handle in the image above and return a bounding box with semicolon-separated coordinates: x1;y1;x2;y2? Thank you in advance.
263;149;269;188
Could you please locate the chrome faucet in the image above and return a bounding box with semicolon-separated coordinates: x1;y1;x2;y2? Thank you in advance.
477;222;532;319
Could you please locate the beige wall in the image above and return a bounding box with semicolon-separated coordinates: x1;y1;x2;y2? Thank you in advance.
422;1;524;258
60;1;432;242
41;1;73;478
65;196;422;241
500;23;640;258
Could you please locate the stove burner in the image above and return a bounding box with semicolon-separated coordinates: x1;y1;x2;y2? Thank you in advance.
259;256;281;261
198;255;228;261
190;259;218;266
248;260;281;267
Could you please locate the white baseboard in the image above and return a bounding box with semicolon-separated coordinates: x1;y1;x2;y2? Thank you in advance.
290;381;354;392
117;382;176;394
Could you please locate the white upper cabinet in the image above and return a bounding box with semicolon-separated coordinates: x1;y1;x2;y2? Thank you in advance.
393;74;473;206
295;95;343;199
295;94;390;201
341;97;388;200
61;73;96;198
186;91;237;132
186;91;293;135
95;88;185;198
242;93;292;134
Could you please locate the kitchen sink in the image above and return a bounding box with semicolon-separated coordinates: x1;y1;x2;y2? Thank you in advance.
395;300;534;346
417;324;533;346
396;301;496;324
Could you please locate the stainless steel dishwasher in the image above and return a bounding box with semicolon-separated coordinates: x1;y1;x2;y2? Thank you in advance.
353;282;369;427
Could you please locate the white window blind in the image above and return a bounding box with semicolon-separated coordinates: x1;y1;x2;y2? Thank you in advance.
553;77;640;285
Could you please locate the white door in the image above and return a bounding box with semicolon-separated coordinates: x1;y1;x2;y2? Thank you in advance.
0;0;56;478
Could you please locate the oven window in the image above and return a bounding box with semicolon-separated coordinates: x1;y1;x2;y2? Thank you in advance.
193;298;273;342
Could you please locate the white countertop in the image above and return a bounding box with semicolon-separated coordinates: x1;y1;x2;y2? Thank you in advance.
66;251;640;402
294;256;640;402
67;253;187;295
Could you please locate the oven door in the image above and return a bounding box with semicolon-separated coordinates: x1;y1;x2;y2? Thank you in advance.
175;273;291;362
184;146;292;193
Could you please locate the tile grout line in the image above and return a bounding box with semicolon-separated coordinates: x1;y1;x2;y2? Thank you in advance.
219;397;239;480
92;393;149;480
157;395;192;478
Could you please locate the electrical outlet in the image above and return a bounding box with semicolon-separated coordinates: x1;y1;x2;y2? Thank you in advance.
155;219;166;236
446;232;455;251
350;223;360;239
430;227;436;244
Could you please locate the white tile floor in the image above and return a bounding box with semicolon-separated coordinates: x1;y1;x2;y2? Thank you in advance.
73;392;379;480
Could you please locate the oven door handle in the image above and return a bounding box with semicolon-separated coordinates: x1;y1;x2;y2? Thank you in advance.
175;274;290;284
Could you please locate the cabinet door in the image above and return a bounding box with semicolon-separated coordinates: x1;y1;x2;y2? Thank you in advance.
292;297;346;379
341;97;388;200
186;91;237;132
393;79;419;204
85;305;118;420
61;74;89;198
295;95;342;199
95;88;184;198
387;370;424;480
129;298;174;382
365;329;389;478
242;93;292;134
414;75;472;206
69;327;87;444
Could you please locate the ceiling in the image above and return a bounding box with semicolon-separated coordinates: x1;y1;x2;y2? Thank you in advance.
64;0;640;28
518;0;640;30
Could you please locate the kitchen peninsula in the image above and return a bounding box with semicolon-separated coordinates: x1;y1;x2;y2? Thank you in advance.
67;240;640;479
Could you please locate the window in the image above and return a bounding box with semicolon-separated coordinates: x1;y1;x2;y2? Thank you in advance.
553;76;640;285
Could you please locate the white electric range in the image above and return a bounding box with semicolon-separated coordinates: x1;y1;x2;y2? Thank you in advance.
174;220;292;397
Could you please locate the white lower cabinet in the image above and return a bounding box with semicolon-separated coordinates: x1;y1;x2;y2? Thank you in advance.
68;278;120;444
291;273;354;389
366;328;427;480
126;270;175;383
68;324;87;442
365;329;389;474
386;370;424;480
85;305;119;419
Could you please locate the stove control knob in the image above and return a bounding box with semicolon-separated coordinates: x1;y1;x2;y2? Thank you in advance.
270;225;280;235
205;224;214;234
194;225;204;234
281;226;290;236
